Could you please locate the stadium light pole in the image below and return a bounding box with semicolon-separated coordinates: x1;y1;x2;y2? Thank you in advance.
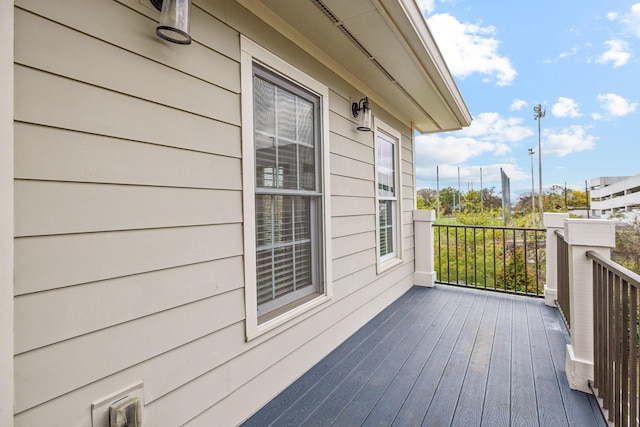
528;148;536;224
534;104;545;221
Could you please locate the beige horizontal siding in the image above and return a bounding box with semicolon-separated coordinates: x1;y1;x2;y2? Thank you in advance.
15;66;239;152
14;256;244;353
330;153;373;182
14;287;244;413
15;8;240;124
15;181;242;236
333;248;377;281
331;195;376;217
330;132;374;164
15;224;243;295
332;231;376;260
331;214;376;238
14;322;247;426
15;124;241;184
16;0;240;86
330;174;374;198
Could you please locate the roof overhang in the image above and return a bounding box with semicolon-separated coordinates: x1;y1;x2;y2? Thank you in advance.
235;0;472;133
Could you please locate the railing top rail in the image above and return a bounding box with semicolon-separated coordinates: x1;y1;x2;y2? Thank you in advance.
586;250;640;288
554;229;564;238
432;223;545;232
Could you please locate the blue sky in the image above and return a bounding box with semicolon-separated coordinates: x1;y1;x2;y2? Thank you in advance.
415;0;640;198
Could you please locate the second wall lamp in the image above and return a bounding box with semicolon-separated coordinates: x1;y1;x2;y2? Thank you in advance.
352;97;372;132
151;0;192;45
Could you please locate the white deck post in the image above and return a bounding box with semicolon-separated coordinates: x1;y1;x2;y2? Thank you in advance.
414;210;436;287
543;213;569;307
564;218;616;392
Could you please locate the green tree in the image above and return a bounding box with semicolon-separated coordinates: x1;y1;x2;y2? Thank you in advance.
496;248;533;293
480;187;502;210
416;187;439;210
612;219;640;274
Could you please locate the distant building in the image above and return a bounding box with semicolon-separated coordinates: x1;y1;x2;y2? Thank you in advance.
589;174;640;220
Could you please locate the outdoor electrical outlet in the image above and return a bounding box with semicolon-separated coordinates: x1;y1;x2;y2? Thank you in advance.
91;382;144;427
110;396;142;427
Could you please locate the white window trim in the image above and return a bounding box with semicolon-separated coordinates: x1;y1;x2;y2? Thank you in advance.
241;36;332;341
374;118;403;273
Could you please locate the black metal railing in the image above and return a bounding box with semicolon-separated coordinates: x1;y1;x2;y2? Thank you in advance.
434;224;546;297
589;250;640;427
556;230;570;330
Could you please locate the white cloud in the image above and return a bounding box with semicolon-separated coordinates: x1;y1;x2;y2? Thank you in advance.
415;134;495;167
558;46;580;59
416;0;436;15
607;4;640;38
414;112;533;181
543;126;596;157
415;162;528;186
623;3;640;38
426;14;517;86
551;97;582;118
596;40;631;67
510;99;527;111
591;112;603;120
597;93;638;116
461;112;533;142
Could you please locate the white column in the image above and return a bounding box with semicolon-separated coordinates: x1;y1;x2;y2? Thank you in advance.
564;218;615;393
0;1;13;426
413;210;436;287
543;212;569;307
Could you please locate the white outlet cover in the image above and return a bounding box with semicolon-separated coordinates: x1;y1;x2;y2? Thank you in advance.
91;381;144;427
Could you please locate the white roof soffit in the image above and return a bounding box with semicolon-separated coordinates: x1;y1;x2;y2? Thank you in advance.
235;0;471;133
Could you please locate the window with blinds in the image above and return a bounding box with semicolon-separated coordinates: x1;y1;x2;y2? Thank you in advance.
376;129;398;262
253;64;323;317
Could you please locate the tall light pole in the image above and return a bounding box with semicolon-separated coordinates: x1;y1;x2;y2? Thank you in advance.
534;104;545;221
528;148;536;223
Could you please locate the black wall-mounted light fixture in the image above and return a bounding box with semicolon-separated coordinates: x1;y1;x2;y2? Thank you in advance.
151;0;192;45
351;97;372;131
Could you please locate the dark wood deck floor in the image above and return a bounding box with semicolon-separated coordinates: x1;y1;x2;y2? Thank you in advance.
243;285;606;427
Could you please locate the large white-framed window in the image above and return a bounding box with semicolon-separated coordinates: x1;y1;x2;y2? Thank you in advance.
374;119;403;271
241;37;332;340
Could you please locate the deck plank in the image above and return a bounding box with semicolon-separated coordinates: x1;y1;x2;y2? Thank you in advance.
241;288;419;427
242;285;607;427
541;304;604;426
420;293;488;426
480;294;512;426
360;290;466;426
330;289;452;427
450;294;499;427
298;289;449;426
510;296;539;426
389;291;477;426
526;297;569;426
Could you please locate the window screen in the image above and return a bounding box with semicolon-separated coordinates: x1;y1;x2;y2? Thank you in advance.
376;131;397;260
253;65;322;316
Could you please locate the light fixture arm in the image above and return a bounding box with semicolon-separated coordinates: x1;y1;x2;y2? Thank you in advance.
351;97;372;132
352;97;369;118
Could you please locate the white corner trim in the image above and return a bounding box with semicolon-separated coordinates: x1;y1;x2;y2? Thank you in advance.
0;2;13;426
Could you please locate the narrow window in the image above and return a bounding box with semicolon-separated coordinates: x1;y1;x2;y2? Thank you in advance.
241;37;331;338
252;64;323;319
375;121;402;267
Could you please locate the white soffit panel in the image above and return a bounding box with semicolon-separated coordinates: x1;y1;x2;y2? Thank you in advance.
241;0;471;132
